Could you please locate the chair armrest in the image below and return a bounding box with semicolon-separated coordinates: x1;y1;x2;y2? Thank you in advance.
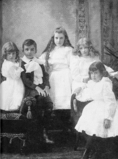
20;96;36;119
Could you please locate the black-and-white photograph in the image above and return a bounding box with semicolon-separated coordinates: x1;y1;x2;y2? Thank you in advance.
0;0;118;158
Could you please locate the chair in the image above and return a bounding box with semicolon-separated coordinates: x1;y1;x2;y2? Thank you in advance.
0;96;36;154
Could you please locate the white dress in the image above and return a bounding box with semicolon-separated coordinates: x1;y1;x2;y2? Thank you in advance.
39;46;73;110
0;60;25;111
75;77;118;138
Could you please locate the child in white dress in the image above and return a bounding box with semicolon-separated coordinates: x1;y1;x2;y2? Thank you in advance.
0;42;24;111
75;61;118;159
39;26;74;132
71;37;118;128
39;27;73;110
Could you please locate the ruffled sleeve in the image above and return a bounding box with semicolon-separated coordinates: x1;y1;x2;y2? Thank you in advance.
103;78;117;120
1;60;23;80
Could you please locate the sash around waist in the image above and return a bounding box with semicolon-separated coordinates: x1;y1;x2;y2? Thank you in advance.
52;65;69;71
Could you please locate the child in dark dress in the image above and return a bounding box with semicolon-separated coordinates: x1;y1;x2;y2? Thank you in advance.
21;39;54;143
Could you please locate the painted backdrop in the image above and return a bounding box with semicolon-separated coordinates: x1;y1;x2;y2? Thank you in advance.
2;0;76;57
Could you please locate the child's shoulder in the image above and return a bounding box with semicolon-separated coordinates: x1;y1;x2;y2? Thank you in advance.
102;77;112;83
101;77;113;88
21;55;29;63
64;46;73;52
2;60;14;68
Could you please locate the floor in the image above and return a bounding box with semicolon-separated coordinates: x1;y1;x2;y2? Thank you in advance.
1;130;84;159
1;130;118;159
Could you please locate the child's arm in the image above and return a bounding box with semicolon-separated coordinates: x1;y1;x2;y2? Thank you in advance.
36;64;50;96
40;64;50;89
105;65;118;79
21;60;37;90
103;78;117;123
44;86;50;96
35;86;46;96
104;119;111;129
74;87;82;95
83;77;90;83
110;71;118;79
42;64;50;96
2;63;22;80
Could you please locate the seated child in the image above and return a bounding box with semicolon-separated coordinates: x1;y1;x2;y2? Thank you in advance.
21;39;54;143
75;61;118;159
71;37;118;127
0;42;24;111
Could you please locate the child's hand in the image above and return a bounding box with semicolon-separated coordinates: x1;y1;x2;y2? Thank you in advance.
110;71;118;79
104;119;111;129
74;87;82;95
73;99;77;112
49;65;53;74
113;72;118;79
44;86;50;96
83;77;89;83
36;86;46;97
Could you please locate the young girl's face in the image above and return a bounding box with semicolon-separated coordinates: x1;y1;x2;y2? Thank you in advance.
6;51;16;62
90;70;102;82
54;33;65;47
23;44;36;59
79;45;89;57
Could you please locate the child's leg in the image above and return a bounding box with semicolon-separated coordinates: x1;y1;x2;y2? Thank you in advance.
41;96;54;143
42;96;53;130
81;134;93;159
74;131;86;151
81;134;101;159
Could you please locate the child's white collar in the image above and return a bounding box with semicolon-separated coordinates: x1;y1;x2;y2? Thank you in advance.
21;55;36;64
22;55;43;64
22;55;43;85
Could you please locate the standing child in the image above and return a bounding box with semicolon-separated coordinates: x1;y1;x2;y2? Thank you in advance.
21;39;54;143
75;61;118;159
39;27;74;131
40;26;73;110
0;42;24;111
